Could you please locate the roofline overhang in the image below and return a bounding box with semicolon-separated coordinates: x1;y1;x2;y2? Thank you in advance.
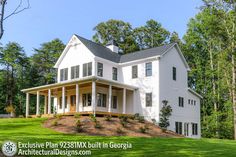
21;76;138;93
188;88;203;99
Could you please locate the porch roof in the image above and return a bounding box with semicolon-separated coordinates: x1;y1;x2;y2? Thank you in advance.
21;76;138;94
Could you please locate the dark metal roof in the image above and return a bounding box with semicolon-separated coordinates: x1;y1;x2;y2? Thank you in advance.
75;34;175;63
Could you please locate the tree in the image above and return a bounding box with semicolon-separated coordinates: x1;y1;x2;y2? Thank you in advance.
159;100;172;131
134;19;170;49
92;19;139;53
31;39;65;85
0;0;30;40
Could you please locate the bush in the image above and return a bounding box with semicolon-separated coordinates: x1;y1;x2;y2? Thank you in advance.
151;119;157;125
52;120;58;126
74;113;81;118
139;125;149;133
56;114;63;120
94;121;102;129
119;115;128;122
90;114;97;122
134;113;140;120
116;127;124;134
159;100;172;130
138;116;145;123
120;120;127;128
76;120;83;132
105;115;112;121
129;115;135;120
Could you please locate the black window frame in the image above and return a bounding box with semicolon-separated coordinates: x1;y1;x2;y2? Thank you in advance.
173;67;176;81
112;96;117;109
145;62;152;77
179;97;184;107
83;62;92;77
192;123;198;135
132;65;138;79
97;62;103;77
97;93;106;107
82;93;91;107
146;93;152;107
60;68;68;81
112;67;118;81
175;122;182;134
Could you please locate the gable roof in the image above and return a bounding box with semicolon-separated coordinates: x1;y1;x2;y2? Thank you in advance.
54;34;190;69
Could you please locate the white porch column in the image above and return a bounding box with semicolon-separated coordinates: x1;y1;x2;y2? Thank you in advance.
108;85;112;112
92;81;96;116
36;91;40;115
76;84;80;112
132;90;135;114
62;86;65;113
123;88;126;114
44;95;47;114
48;89;51;114
26;93;29;118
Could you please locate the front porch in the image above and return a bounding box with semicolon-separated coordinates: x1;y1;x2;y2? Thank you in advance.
22;77;137;117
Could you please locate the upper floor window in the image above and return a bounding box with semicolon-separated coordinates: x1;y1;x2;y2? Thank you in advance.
71;65;80;79
60;68;68;81
192;123;198;135
97;93;106;107
145;62;152;77
179;97;184;107
173;67;176;81
83;62;92;77
175;122;182;134
132;65;138;79
97;62;103;77
146;93;152;107
112;67;117;80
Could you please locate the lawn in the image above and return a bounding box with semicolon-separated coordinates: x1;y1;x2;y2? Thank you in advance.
0;118;236;157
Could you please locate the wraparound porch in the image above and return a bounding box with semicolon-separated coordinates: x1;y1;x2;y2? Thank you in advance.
21;76;138;117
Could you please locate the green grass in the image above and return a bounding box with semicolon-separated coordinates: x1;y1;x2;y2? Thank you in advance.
0;118;236;157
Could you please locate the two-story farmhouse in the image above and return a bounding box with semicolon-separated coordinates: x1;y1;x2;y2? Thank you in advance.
22;34;202;138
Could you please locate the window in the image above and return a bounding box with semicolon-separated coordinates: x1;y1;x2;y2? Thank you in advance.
59;96;67;108
194;100;196;106
112;67;117;80
192;123;198;135
97;93;106;107
191;100;193;105
188;99;191;104
179;97;184;107
146;93;152;107
112;96;117;109
132;65;138;78
60;68;68;81
173;67;176;81
82;93;91;107
175;122;182;134
71;65;80;79
97;62;103;77
83;62;92;77
145;62;152;76
70;95;76;104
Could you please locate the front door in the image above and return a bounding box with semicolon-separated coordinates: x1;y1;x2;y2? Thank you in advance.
184;123;189;136
70;95;76;112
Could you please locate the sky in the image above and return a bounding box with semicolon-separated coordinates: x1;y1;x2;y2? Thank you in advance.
2;0;202;56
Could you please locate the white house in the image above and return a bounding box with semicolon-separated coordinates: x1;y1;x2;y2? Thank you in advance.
22;34;202;138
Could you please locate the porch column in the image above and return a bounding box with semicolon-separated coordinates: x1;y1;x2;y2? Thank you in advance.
36;91;40;115
44;95;47;114
62;86;65;113
123;88;126;114
132;90;135;114
76;84;80;112
108;85;112;112
92;81;96;116
26;93;29;118
48;89;51;114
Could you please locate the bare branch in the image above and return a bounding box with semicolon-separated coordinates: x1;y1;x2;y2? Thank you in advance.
3;0;30;20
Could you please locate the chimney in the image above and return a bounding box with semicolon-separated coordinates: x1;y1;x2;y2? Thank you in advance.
106;40;119;53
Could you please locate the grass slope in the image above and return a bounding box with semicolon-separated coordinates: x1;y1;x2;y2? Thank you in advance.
0;118;236;157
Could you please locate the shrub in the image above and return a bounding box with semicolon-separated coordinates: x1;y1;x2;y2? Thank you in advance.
94;121;102;129
74;113;81;118
129;115;135;120
119;115;128;122
139;125;149;133
151;119;158;125
120;120;127;128
52;120;58;126
159;100;172;130
89;114;97;122
138;116;145;123
134;113;140;120
56;114;63;120
76;120;83;132
116;127;124;134
105;115;112;121
5;104;15;113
